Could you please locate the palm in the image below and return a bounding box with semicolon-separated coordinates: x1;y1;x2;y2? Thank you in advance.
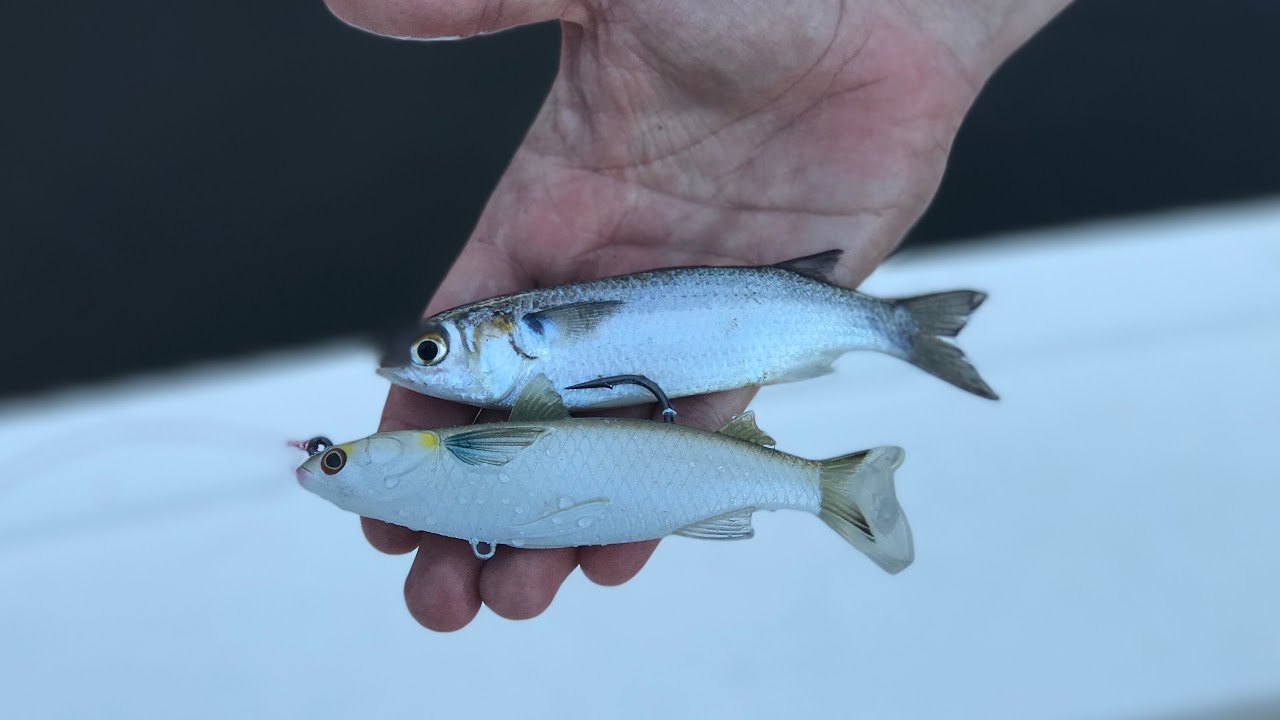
336;0;1005;631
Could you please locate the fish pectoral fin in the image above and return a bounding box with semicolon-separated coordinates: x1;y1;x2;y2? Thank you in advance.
511;498;611;540
673;509;756;540
773;249;843;284
717;411;776;447
521;300;625;340
510;374;571;422
443;426;549;467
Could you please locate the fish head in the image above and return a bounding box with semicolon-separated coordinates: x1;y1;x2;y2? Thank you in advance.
378;316;525;407
296;432;437;518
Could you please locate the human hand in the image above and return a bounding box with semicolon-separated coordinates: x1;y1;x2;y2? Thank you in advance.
328;0;1070;630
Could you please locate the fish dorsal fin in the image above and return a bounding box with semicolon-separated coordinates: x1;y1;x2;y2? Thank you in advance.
674;509;756;540
718;411;776;447
773;249;844;284
522;300;625;340
443;426;548;466
511;374;570;422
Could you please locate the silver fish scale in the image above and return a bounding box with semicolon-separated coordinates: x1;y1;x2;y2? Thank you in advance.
428;419;821;547
439;266;908;408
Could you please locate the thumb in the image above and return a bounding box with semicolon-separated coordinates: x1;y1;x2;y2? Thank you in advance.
325;0;567;39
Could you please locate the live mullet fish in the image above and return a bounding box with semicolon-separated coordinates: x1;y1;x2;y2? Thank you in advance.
379;250;997;409
296;376;913;573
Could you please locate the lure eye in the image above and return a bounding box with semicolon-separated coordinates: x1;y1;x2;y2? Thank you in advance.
320;447;347;475
410;333;447;366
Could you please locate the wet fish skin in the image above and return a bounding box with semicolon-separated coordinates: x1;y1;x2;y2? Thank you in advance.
378;250;996;409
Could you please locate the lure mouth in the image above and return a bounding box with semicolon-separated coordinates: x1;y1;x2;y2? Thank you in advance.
295;466;317;488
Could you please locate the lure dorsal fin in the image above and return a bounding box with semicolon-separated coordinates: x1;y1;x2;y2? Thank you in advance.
522;300;625;340
773;249;844;284
717;411;776;447
674;509;756;540
443;426;548;466
511;374;571;422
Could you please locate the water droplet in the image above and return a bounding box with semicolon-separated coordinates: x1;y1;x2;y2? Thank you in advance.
499;473;511;484
577;517;593;528
458;497;469;505
384;476;400;489
476;497;486;505
398;508;411;518
544;450;554;458
558;497;574;510
551;517;563;525
511;538;527;548
688;461;696;468
514;506;525;514
717;465;725;472
501;498;511;505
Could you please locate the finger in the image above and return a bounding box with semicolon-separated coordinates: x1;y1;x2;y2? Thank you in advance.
325;0;564;41
578;540;660;586
478;547;578;620
362;387;478;551
361;516;421;554
379;384;478;433
403;534;485;632
667;386;759;431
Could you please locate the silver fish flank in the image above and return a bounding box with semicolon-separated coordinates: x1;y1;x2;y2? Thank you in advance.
379;250;997;409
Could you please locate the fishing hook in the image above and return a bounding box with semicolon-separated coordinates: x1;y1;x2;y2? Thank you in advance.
565;374;677;423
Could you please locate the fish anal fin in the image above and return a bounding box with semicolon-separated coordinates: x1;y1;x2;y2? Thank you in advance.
773;249;844;284
443;426;548;467
762;355;837;385
510;374;571;422
522;300;625;340
717;411;776;447
673;509;756;540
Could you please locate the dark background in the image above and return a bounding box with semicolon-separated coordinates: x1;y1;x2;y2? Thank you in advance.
3;0;1278;400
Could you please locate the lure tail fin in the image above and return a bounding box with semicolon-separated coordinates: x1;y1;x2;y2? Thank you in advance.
817;446;913;574
897;291;998;400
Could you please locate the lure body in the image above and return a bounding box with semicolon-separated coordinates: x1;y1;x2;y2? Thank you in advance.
297;378;913;573
379;250;996;409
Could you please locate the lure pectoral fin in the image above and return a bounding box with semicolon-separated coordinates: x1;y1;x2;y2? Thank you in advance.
443;426;548;466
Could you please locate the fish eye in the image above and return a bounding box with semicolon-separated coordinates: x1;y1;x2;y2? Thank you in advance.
320;448;347;475
410;333;447;366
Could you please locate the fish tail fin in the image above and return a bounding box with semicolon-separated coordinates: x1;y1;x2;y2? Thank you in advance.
817;446;913;574
896;290;999;400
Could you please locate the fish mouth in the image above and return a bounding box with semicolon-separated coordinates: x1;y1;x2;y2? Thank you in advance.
376;366;420;392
